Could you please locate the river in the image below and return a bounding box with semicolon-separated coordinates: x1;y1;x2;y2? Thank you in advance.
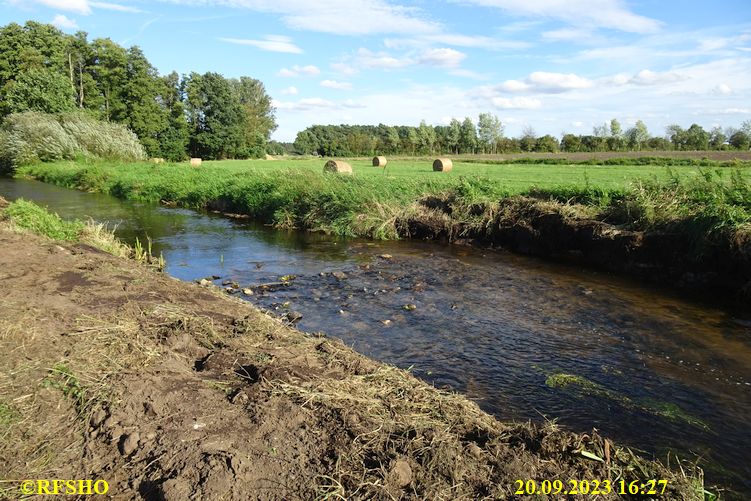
2;177;749;495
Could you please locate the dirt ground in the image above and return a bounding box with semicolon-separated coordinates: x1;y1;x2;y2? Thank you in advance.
0;203;702;499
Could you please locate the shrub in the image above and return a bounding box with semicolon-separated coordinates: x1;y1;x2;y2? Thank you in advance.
59;113;145;161
0;112;145;172
0;112;77;172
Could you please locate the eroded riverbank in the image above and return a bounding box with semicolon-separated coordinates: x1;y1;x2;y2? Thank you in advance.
0;198;707;499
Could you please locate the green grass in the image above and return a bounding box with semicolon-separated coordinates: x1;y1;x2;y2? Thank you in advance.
15;157;751;244
4;198;84;240
2;199;164;267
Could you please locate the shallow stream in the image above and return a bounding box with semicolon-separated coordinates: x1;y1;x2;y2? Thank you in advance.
2;177;749;494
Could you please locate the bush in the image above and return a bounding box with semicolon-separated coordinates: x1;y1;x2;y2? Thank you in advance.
0;113;77;172
0;112;145;172
59;114;145;161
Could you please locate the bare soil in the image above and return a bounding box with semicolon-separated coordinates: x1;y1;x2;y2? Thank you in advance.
0;206;702;499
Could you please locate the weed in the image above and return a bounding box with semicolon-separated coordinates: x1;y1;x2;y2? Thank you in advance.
43;363;89;415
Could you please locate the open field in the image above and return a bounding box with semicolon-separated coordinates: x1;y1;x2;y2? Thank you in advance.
19;156;751;199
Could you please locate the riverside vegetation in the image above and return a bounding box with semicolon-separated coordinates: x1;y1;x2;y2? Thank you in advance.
0;197;711;499
16;157;751;297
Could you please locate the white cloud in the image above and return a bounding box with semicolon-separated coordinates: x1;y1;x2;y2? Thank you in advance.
492;97;542;109
219;35;303;54
628;69;686;86
159;0;439;36
714;83;732;95
497;72;593;93
542;28;593;42
24;0;91;14
571;121;585;127
385;33;530;51
277;65;321;77
89;1;142;12
51;14;78;29
718;108;750;115
19;0;141;14
455;0;661;34
331;62;358;76
350;47;469;71
280;86;299;95
321;80;352;90
272;97;365;111
355;48;412;69
417;48;466;68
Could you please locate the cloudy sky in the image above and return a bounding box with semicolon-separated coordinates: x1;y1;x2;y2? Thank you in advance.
2;0;750;141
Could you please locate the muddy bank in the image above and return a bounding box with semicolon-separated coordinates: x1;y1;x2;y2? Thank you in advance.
397;196;751;301
0;202;705;499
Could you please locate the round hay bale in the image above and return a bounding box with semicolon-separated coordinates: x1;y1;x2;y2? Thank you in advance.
433;158;453;172
372;156;387;167
190;158;202;167
323;160;353;175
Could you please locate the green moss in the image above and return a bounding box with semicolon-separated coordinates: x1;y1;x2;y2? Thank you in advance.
546;372;709;430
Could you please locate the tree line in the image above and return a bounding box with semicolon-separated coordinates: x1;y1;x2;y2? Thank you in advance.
294;117;751;157
0;21;277;160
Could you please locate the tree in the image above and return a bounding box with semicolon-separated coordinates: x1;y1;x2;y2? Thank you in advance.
741;120;751;137
184;72;245;159
477;112;503;154
230;76;277;158
665;124;684;150
459;117;477;154
709;126;727;150
519;125;536;152
447;118;461;154
5;68;75;114
609;118;622;138
534;134;559;153
729;131;750;150
121;46;169;156
417;119;436;154
561;133;582;152
157;71;189;160
684;124;709;150
593;123;609;137
625;120;649;150
607;118;625;150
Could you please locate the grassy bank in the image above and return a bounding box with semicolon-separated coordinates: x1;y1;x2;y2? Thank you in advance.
16;158;751;242
1;197;164;268
0;200;711;499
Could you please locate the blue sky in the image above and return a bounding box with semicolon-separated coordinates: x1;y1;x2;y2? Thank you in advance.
2;0;751;141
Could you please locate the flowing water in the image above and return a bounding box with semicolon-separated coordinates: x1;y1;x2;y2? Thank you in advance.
2;177;750;494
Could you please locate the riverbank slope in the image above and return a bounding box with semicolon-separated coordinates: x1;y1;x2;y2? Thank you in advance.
0;197;704;499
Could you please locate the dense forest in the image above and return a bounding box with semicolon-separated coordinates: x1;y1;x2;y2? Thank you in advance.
293;118;751;157
0;21;277;160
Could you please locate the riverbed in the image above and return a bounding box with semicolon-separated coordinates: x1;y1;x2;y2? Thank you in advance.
2;177;749;494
